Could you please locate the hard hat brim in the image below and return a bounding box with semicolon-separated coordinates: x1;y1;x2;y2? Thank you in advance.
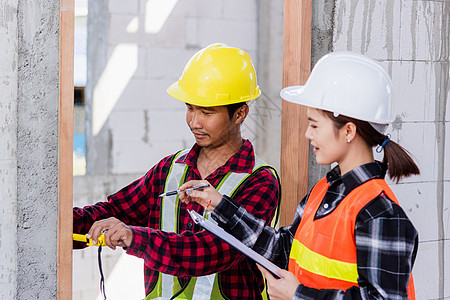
280;85;394;125
167;81;261;107
281;85;320;109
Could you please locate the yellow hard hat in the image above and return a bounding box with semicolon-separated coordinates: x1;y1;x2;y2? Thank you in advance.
167;43;261;107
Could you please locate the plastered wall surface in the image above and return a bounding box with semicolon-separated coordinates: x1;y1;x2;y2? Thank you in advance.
333;0;449;298
0;0;61;299
252;0;284;171
0;0;19;298
15;0;61;298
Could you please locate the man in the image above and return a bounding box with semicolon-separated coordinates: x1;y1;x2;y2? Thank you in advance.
73;43;280;299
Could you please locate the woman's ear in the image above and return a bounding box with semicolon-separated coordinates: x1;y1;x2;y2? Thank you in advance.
344;122;357;142
234;104;249;124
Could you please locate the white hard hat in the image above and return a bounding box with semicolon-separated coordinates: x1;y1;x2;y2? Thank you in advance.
280;51;394;125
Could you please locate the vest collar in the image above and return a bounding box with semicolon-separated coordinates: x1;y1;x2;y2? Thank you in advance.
326;161;387;190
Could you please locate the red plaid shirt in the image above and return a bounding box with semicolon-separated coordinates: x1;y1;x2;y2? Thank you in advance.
73;139;280;299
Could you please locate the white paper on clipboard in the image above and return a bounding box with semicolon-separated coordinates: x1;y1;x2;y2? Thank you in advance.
188;209;283;278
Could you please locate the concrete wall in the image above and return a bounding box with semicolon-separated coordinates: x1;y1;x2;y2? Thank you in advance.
16;0;61;298
252;0;284;171
0;0;61;299
0;0;19;298
332;0;449;298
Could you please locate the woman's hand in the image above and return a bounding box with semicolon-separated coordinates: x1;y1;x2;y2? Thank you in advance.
178;180;222;210
257;265;300;300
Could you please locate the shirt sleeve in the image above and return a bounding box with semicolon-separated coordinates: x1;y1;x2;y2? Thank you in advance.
73;155;172;246
212;193;308;270
125;167;281;277
293;193;418;300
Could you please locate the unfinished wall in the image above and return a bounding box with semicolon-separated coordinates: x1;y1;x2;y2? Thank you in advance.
332;0;449;298
85;0;266;176
252;0;284;171
306;0;337;190
0;0;19;298
16;0;61;298
0;0;61;299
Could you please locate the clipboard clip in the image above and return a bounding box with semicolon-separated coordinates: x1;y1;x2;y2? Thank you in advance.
188;209;202;224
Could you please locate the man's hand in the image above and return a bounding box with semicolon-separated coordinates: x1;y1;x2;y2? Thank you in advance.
87;217;133;250
257;265;300;300
179;180;222;210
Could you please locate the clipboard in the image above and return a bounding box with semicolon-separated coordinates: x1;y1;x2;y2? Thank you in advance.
188;209;282;278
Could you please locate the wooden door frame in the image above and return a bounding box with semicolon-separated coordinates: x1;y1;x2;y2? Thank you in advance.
280;0;312;226
58;0;74;298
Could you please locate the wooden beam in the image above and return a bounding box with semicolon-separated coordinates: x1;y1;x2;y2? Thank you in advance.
280;0;312;226
58;0;74;298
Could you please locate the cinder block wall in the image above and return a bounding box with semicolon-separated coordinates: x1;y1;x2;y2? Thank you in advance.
85;0;265;176
333;0;449;298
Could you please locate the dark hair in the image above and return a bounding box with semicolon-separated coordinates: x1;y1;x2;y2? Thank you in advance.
226;102;247;119
322;111;420;183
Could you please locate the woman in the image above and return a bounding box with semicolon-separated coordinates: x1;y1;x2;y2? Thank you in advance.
179;52;419;299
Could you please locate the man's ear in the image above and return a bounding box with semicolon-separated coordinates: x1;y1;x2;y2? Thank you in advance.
234;104;249;124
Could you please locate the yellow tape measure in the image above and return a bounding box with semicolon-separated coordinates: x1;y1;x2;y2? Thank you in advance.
73;233;107;246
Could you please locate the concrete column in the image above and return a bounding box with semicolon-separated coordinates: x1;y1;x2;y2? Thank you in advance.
85;0;110;175
253;0;284;171
0;0;19;298
307;0;336;189
16;0;60;298
0;0;61;298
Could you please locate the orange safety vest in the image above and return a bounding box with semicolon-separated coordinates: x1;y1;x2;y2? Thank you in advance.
289;177;415;299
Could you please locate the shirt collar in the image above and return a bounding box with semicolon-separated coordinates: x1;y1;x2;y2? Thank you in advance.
175;139;255;175
326;161;387;190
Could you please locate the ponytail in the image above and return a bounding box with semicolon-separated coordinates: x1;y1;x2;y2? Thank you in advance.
381;139;420;183
322;110;420;183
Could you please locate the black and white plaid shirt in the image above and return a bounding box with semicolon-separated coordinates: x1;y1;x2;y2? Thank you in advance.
212;161;418;299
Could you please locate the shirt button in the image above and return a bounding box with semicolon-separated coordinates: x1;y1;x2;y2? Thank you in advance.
323;203;329;209
133;249;138;254
187;222;193;228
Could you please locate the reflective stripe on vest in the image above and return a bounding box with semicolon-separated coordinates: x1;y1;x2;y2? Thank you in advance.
290;239;358;284
147;150;276;300
288;178;415;299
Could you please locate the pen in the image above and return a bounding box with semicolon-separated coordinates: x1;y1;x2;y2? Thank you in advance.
159;183;210;197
